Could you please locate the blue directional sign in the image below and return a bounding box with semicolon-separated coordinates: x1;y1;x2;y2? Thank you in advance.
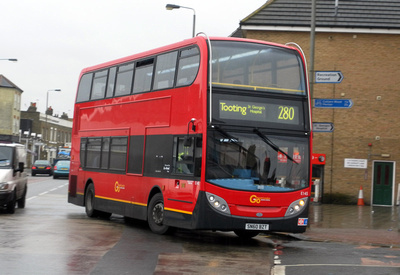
314;99;353;108
315;71;344;84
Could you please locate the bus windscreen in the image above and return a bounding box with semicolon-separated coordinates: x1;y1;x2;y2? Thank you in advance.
211;41;306;95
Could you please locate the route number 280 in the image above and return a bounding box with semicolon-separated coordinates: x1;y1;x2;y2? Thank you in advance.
278;106;295;120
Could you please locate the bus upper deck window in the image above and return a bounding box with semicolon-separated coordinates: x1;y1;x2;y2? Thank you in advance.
133;59;154;94
176;47;200;87
76;73;93;102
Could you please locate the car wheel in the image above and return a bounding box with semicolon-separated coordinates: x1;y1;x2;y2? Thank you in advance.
32;173;35;176
53;175;58;179
17;186;27;208
6;190;16;214
147;193;172;235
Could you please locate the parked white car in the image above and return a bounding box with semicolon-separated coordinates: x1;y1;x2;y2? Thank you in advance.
0;143;28;213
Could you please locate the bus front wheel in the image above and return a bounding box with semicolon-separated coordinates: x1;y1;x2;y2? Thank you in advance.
147;193;171;235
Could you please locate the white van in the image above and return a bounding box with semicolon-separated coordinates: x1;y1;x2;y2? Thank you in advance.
0;143;28;213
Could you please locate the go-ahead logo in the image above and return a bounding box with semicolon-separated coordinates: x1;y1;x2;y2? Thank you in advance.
250;195;271;204
114;181;125;192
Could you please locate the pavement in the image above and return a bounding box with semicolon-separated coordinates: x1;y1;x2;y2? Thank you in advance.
290;204;400;248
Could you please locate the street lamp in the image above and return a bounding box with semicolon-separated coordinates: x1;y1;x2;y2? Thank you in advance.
166;4;196;37
46;89;61;141
46;89;61;116
0;58;18;62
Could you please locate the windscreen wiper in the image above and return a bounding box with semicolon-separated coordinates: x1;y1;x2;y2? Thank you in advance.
211;125;239;142
253;128;299;164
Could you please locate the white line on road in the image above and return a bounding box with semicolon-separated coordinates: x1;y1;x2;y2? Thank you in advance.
28;183;68;201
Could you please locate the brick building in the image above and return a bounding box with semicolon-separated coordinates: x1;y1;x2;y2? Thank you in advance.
21;103;72;167
233;0;400;205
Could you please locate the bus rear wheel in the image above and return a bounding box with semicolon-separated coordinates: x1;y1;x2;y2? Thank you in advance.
85;184;99;218
147;193;171;235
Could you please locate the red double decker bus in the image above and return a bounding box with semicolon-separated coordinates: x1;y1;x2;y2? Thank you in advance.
68;36;312;237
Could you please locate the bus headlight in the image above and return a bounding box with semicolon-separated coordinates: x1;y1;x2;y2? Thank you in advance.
206;192;231;214
285;197;308;217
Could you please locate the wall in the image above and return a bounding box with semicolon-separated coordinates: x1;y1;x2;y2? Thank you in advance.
244;30;400;204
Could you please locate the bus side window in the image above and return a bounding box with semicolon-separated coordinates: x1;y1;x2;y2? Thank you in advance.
76;73;93;103
109;137;128;171
86;138;102;169
154;51;178;90
80;138;87;167
115;63;134;97
106;67;117;98
101;137;110;169
91;70;108;100
133;59;154;94
173;136;202;176
176;47;200;87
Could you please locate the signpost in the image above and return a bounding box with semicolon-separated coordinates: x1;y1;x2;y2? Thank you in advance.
313;122;334;132
315;71;344;83
314;99;353;108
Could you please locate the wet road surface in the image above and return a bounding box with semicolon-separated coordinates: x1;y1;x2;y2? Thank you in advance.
0;177;274;274
4;176;397;275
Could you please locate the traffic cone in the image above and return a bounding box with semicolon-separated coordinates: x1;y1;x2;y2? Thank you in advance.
357;185;365;206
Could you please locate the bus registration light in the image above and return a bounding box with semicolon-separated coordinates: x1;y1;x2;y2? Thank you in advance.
206;192;231;214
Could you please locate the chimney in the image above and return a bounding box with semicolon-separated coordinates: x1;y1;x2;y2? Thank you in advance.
46;106;53;116
27;102;37;112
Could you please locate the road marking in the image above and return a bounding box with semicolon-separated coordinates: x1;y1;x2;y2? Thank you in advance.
272;265;285;275
27;183;68;200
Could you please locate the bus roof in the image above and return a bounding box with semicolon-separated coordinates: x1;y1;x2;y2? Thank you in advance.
79;36;299;76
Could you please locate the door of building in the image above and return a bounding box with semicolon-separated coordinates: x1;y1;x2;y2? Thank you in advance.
372;161;395;206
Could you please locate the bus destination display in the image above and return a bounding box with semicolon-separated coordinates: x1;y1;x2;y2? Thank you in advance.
219;100;299;125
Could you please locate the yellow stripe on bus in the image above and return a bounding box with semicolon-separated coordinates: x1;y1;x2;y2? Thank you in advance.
93;195;192;215
165;207;193;215
93;195;146;207
211;82;305;93
95;195;131;204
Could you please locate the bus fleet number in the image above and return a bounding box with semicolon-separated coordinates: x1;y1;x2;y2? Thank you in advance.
278;106;295;121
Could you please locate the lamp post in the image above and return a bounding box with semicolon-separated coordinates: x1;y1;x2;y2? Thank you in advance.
166;4;196;37
46;89;61;142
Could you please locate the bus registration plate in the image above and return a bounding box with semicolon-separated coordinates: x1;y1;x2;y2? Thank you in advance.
245;223;269;231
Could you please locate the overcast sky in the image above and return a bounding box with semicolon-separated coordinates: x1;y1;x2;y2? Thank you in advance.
1;0;266;117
